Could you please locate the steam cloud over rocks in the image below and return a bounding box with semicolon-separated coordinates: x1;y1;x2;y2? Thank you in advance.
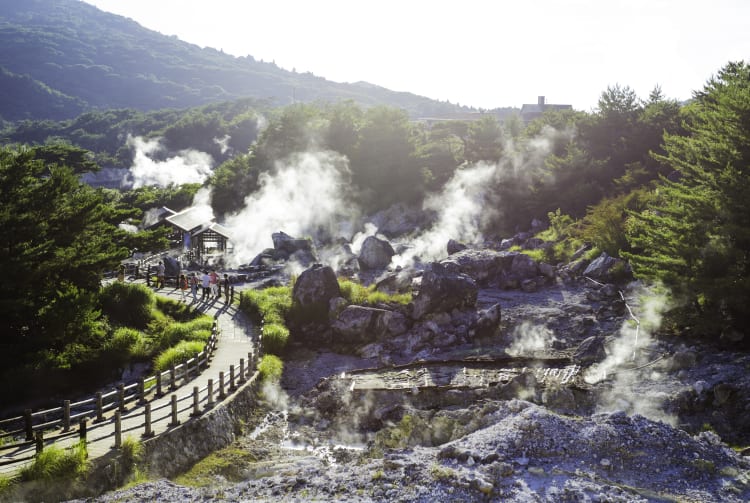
128;135;214;188
225;150;358;267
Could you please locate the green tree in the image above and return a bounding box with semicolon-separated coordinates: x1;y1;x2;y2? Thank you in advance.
464;116;503;163
625;61;750;332
0;145;153;361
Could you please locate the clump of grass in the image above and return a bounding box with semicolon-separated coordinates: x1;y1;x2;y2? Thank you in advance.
257;354;283;382
0;474;13;494
174;447;258;487
158;317;214;348
100;282;156;329
19;440;89;482
338;279;411;305
261;323;289;355
153;340;205;372
240;286;292;326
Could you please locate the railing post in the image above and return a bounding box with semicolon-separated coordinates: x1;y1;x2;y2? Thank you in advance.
156;372;163;397
138;378;146;404
207;379;214;408
230;285;235;302
169;395;179;427
63;400;71;432
117;383;126;412
170;365;176;391
248;351;254;370
239;359;245;383
191;387;200;417
219;371;226;399
114;410;122;449
96;392;104;423
146;265;151;286
143;403;154;438
35;430;44;453
229;364;236;391
24;409;33;441
79;418;88;443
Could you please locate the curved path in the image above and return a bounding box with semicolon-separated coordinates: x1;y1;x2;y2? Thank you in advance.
0;280;258;475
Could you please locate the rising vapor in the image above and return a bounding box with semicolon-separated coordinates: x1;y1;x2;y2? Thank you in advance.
127;135;214;188
224;150;358;266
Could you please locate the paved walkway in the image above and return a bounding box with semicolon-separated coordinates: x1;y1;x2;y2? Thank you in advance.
0;281;258;475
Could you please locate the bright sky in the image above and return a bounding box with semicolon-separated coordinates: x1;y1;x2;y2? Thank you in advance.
82;0;750;111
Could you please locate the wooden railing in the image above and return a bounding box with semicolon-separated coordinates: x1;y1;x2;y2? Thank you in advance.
0;321;258;470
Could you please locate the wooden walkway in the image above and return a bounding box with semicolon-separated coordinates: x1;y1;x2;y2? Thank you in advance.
0;282;259;476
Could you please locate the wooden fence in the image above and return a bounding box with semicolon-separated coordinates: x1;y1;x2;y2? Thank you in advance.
0;322;258;471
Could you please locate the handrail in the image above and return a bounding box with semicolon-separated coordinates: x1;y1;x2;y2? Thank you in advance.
0;304;256;474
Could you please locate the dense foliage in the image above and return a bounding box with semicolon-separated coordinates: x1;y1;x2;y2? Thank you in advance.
625;62;750;333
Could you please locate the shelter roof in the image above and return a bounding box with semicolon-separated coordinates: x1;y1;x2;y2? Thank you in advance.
165;206;211;232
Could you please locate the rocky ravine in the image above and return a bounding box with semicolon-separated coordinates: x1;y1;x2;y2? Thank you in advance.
71;239;750;502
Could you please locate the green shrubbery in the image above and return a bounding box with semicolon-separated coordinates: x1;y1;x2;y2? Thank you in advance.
100;282;156;330
338;279;411;305
19;440;89;482
257;354;283;382
240;286;292;355
154;340;206;372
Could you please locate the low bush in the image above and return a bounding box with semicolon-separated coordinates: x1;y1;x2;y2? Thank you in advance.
261;323;289;355
156;317;214;349
240;286;292;325
100;282;156;329
338;279;411;305
153;340;205;372
19;440;89;482
257;354;283;382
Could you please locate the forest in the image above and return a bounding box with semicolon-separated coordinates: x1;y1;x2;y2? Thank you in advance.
1;60;749;405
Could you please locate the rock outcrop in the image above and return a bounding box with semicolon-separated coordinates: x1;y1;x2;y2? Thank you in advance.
358;235;395;270
292;264;340;314
412;262;478;319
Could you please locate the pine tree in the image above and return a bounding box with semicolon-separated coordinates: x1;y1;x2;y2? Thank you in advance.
625;61;750;332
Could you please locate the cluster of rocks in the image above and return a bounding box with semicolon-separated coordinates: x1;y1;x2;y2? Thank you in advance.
71;400;750;502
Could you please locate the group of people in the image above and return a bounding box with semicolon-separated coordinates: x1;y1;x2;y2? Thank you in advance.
177;269;231;303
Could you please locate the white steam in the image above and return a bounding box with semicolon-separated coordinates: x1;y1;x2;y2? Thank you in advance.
506;322;557;357
393;125;573;267
224;150;357;266
585;284;676;425
128;135;214;188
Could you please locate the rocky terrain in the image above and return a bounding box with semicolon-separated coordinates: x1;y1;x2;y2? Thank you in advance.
70;227;750;502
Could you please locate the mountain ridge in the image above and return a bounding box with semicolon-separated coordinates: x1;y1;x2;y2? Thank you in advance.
0;0;472;122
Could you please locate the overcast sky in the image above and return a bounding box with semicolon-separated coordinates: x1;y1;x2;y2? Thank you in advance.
83;0;750;111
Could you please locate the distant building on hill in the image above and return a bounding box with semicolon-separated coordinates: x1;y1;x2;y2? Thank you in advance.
414;108;518;127
520;96;572;123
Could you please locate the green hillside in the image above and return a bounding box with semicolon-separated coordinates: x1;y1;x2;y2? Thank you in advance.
0;0;469;121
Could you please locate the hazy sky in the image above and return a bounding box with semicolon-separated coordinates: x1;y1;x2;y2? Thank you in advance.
82;0;750;111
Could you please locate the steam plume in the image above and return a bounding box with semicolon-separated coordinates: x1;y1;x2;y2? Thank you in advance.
224;150;357;266
127;135;214;188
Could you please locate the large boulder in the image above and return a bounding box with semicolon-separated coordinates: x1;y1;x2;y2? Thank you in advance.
439;249;516;286
474;303;502;339
447;239;468;255
572;336;607;365
358;235;395;270
292;264;341;315
272;231;314;256
331;305;409;344
412;262;478;319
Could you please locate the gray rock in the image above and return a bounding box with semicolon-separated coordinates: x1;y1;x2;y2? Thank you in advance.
440;249;516;286
331;305;408;343
358;235;395;270
292;264;341;314
583;252;617;280
573;336;607;365
447;239;468;255
412;262;478;319
272;231;313;255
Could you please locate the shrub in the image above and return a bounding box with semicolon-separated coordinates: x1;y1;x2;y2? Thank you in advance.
120;436;143;472
100;282;156;329
153;340;205;372
240;286;292;325
156;317;214;349
257;354;283;382
338;279;411;305
261;323;289;355
19;440;89;481
156;296;198;322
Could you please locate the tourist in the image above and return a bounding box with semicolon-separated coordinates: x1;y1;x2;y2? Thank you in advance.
179;273;188;302
201;270;211;301
156;260;166;289
190;272;199;301
209;269;219;298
